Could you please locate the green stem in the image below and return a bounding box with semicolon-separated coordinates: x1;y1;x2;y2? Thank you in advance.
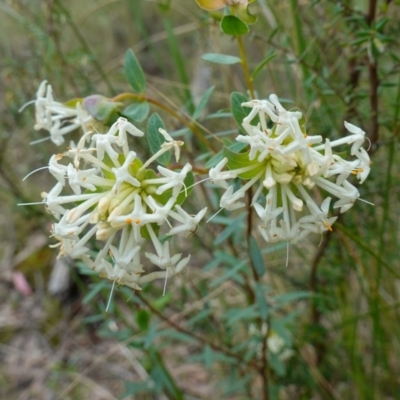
236;35;255;99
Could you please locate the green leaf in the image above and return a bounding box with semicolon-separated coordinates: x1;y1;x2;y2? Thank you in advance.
159;329;197;343
205;141;247;169
252;52;277;79
152;292;172;311
187;309;213;326
249;236;266;277
255;282;268;320
210;261;246;288
135;309;151;331
122;102;150;123
82;281;108;304
220;15;249;36
193;86;215;120
147;113;170;166
230;91;255;132
214;214;245;245
124;49;146;93
223;147;264;178
202;53;241;65
274;291;313;307
224;304;258;325
204;345;214;369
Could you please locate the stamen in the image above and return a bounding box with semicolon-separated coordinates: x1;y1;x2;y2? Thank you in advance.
18;99;36;112
357;198;375;206
30;137;52;145
206;207;223;223
163;269;169;296
106;280;116;312
17;201;45;206
22;166;49;181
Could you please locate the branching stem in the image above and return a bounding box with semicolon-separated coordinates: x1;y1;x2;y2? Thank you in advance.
113;92;219;152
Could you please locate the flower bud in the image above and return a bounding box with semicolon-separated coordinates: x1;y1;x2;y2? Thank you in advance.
83;95;122;125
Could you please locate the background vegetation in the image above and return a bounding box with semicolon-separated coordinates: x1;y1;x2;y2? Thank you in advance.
0;0;399;399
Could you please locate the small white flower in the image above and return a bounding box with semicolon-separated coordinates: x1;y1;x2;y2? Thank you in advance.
155;164;192;196
167;206;207;236
92;132;120;163
66;163;97;195
209;158;238;188
111;151;140;193
220;186;246;211
158;128;184;162
32;81;92;145
49;154;68;185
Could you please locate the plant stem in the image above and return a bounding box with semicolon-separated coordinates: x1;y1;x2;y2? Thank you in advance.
366;0;379;152
113;92;219;152
260;320;270;400
137;292;261;371
236;35;255;99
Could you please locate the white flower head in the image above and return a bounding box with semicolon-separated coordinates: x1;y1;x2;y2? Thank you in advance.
210;94;372;244
26;99;201;291
158;128;184;162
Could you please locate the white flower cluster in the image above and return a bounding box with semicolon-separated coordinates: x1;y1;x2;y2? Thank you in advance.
39;117;206;291
209;94;371;244
33;81;93;146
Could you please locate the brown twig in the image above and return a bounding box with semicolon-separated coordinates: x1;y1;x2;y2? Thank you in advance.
136;292;261;371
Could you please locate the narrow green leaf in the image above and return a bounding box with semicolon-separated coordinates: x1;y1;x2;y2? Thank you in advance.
122;101;150;123
202;53;241;65
204;345;214;369
249;235;266;277
124;49;146;93
252;52;277;79
82;281;108;304
147;113;171;166
225;305;258;325
220;15;249;36
193;86;215;120
214;214;245;245
255;282;268;320
135;309;151;331
187;309;213;326
274;291;313;306
210;261;246;288
230;92;251;130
